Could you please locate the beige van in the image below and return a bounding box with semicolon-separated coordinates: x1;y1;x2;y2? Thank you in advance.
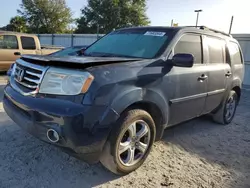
0;31;62;71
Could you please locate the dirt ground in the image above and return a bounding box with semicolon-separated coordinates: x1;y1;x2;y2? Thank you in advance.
0;79;249;188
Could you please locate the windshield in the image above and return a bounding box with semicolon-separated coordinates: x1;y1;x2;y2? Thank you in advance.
50;46;85;56
84;29;173;59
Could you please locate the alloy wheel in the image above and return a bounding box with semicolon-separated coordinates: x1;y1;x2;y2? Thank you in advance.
225;95;236;121
118;120;151;166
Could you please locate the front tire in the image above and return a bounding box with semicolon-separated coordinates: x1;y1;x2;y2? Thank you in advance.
100;109;156;175
213;90;238;124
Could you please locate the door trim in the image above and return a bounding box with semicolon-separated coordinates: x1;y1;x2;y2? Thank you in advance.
207;89;225;96
170;93;207;104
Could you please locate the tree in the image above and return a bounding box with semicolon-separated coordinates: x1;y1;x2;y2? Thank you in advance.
18;0;73;33
0;26;7;31
0;16;27;32
75;0;150;34
8;16;28;32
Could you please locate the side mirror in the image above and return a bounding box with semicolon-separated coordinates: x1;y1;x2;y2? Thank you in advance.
172;53;194;67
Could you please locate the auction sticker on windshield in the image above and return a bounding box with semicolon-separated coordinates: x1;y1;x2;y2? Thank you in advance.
144;31;166;37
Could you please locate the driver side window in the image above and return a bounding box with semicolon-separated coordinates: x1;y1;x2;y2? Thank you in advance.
174;34;202;64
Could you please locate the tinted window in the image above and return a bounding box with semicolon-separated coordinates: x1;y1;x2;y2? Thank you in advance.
206;37;224;63
228;42;242;64
0;35;18;49
174;34;202;64
85;29;174;59
21;36;36;50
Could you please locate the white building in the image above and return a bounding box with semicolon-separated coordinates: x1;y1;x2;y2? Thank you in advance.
233;34;250;85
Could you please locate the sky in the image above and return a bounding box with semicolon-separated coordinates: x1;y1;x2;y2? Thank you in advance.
0;0;249;34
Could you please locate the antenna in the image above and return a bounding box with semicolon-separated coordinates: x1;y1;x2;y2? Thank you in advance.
229;16;234;34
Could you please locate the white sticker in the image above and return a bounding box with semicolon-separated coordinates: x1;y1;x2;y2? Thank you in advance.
144;31;166;37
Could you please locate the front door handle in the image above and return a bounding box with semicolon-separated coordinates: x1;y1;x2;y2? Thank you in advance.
198;74;208;82
225;71;232;77
14;52;21;56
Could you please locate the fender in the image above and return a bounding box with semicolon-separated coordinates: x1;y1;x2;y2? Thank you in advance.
231;78;242;89
213;77;242;114
224;77;242;101
110;87;169;139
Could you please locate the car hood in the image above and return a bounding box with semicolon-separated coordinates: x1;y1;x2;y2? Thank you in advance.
21;55;142;68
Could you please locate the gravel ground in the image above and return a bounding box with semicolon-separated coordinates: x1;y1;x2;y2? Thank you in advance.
0;79;249;188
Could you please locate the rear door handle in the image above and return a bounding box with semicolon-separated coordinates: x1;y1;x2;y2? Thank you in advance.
198;74;208;81
225;71;232;77
14;52;21;56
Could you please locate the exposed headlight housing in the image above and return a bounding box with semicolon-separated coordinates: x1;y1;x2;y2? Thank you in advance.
39;67;94;95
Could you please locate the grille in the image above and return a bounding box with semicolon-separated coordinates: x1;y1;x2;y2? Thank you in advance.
14;59;48;94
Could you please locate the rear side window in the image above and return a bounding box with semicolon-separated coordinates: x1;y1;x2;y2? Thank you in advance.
174;34;202;64
21;36;36;50
228;42;242;64
206;36;225;63
0;35;18;49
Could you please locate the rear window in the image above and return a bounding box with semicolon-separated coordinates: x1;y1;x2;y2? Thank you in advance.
206;36;225;64
228;42;242;64
0;35;18;49
21;36;36;50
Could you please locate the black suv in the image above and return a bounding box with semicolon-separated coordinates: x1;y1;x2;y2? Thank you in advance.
3;26;244;175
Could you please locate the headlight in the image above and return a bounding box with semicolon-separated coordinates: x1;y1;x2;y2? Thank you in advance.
39;67;94;95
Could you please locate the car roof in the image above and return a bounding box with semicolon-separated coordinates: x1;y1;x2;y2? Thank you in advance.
115;26;235;41
115;26;180;33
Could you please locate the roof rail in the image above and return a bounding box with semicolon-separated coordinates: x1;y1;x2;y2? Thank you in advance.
183;26;232;37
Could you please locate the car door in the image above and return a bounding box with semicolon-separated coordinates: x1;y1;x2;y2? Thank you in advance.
202;35;231;113
20;36;37;55
0;34;21;71
167;33;208;125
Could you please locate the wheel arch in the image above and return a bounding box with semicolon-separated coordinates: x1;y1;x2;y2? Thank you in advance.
110;88;169;141
230;77;242;102
232;86;241;102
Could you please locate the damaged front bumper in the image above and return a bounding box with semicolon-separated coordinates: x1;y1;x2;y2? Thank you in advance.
3;84;119;163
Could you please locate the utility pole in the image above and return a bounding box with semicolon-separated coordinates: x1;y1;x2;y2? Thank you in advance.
194;9;202;27
171;19;173;27
229;16;234;34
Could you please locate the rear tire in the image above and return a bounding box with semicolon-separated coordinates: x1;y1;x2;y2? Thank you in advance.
100;109;156;175
213;90;238;125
